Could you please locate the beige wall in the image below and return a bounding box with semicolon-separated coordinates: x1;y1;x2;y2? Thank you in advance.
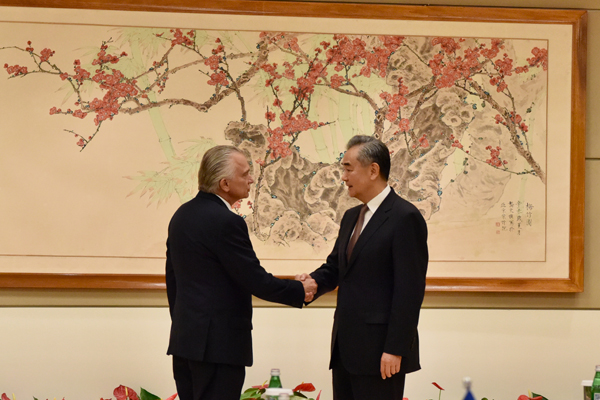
2;307;599;400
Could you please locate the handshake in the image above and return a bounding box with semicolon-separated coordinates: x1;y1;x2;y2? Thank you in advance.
296;273;318;302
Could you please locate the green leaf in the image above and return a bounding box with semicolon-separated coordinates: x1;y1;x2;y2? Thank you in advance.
114;27;171;61
126;138;215;206
240;388;262;400
140;388;161;400
531;393;548;400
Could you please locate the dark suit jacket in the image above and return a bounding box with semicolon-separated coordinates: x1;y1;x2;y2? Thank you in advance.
166;191;305;367
310;189;428;376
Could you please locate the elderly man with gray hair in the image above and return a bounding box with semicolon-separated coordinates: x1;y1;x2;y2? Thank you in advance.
166;145;317;400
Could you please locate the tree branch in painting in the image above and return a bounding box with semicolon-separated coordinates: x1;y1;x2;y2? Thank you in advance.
2;27;548;251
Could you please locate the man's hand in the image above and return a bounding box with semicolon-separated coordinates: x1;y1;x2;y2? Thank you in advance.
380;352;402;379
295;273;311;281
296;273;317;302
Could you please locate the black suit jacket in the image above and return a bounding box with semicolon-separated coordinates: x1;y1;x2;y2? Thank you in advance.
310;189;428;376
166;191;305;367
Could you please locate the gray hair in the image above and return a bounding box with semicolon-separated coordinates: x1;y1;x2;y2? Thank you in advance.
346;135;391;180
198;145;245;194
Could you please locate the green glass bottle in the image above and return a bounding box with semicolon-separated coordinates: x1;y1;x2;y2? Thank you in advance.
592;365;600;400
269;368;282;388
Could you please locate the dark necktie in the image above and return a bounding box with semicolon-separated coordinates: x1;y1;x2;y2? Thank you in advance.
346;204;368;260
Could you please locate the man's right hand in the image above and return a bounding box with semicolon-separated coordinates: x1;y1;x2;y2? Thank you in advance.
297;273;317;302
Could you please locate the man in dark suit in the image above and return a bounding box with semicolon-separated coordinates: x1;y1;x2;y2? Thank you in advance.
297;135;428;400
166;145;317;400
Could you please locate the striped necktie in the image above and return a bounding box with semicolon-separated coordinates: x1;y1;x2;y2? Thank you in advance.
346;204;368;260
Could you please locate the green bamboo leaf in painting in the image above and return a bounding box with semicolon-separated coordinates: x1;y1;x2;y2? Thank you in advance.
112;27;208;204
180;138;217;160
126;138;215;206
56;79;95;107
114;28;171;61
213;31;249;54
126;167;180;207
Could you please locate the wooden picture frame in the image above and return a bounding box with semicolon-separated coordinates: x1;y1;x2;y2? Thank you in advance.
0;0;586;292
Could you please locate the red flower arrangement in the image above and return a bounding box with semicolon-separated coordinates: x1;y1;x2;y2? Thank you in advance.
1;386;176;400
241;381;320;400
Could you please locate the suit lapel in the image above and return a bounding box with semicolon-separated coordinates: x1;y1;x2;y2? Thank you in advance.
344;190;397;273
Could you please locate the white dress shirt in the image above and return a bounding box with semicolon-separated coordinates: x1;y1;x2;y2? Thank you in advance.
215;194;233;212
358;185;391;234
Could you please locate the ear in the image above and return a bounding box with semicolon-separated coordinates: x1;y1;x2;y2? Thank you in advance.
369;163;381;180
219;178;230;193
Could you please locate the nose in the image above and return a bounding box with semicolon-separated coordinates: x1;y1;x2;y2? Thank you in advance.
248;175;254;184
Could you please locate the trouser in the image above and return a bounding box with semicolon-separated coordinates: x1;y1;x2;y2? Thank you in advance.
332;344;406;400
172;355;245;400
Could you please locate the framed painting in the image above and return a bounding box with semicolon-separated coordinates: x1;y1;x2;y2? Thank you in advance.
0;0;586;291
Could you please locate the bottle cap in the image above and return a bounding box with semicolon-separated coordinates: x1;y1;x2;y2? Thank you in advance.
596;365;600;372
463;377;472;389
270;368;280;376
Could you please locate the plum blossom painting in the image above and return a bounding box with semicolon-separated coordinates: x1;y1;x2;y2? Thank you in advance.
0;1;585;291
